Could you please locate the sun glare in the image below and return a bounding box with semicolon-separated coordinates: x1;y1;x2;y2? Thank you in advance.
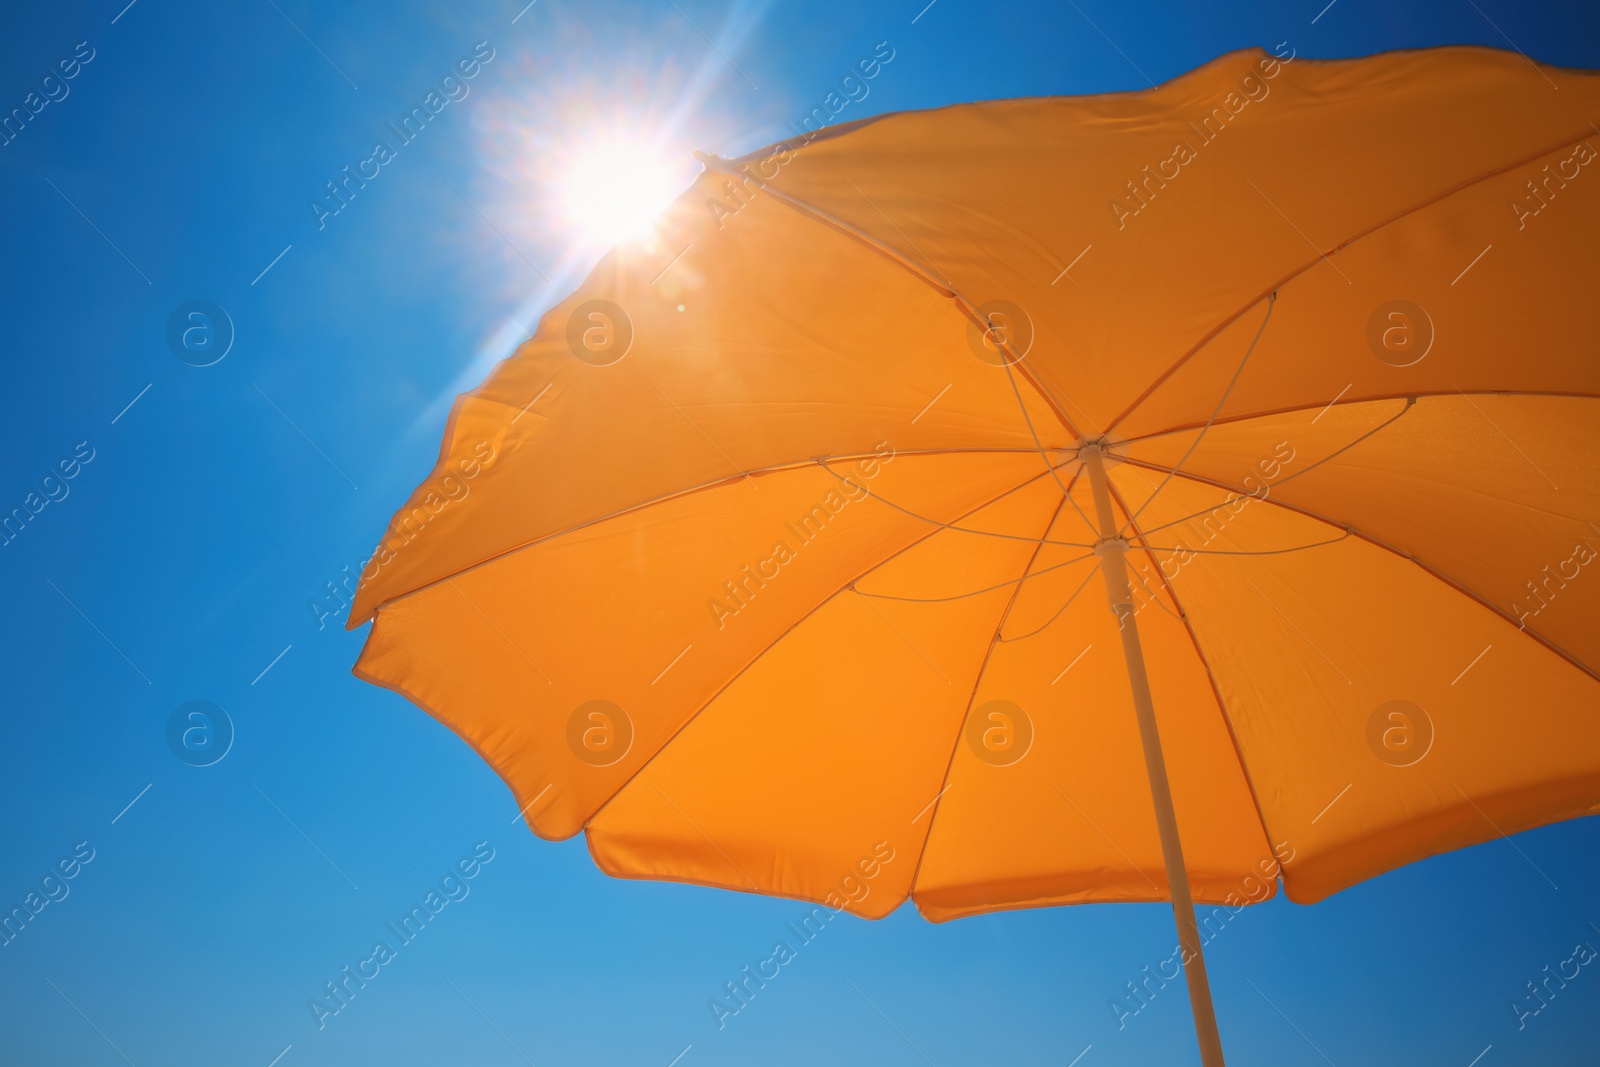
557;136;685;249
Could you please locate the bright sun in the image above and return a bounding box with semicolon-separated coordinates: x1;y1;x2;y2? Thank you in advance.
557;136;685;249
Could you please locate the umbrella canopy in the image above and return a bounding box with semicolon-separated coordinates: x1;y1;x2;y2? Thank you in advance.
349;43;1600;1061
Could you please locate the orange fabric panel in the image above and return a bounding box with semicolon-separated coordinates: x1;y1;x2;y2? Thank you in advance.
1113;472;1600;903
349;173;1064;624
1119;395;1600;669
912;479;1274;921
356;451;1046;839
1118;135;1600;441
764;47;1600;437
587;476;1061;917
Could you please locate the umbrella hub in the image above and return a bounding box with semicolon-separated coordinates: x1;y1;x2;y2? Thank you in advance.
1076;437;1125;470
1092;535;1130;557
1078;437;1109;457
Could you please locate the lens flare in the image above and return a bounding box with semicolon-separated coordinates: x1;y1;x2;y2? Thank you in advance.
557;136;684;249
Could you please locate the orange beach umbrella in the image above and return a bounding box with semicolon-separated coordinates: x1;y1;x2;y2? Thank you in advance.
349;46;1600;1063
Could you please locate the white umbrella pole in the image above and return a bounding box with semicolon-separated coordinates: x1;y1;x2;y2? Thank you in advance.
1082;443;1227;1067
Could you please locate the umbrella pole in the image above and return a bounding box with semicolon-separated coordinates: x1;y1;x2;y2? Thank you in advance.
1082;443;1227;1067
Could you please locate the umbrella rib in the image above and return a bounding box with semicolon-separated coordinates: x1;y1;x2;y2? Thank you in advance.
816;459;1096;549
853;467;1096;607
1104;475;1189;636
356;447;1044;622
1100;474;1280;881
840;468;1350;597
1140;534;1355;558
1111;389;1600;448
699;158;1082;441
1129;396;1417;540
1116;454;1600;684
904;493;1067;905
853;550;1094;605
1001;357;1101;538
1119;292;1277;535
841;175;955;290
993;564;1099;643
842;159;1104;503
580;464;1060;843
1103;124;1600;437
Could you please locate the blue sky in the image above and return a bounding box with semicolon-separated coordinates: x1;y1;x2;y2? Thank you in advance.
1;1;1597;1064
